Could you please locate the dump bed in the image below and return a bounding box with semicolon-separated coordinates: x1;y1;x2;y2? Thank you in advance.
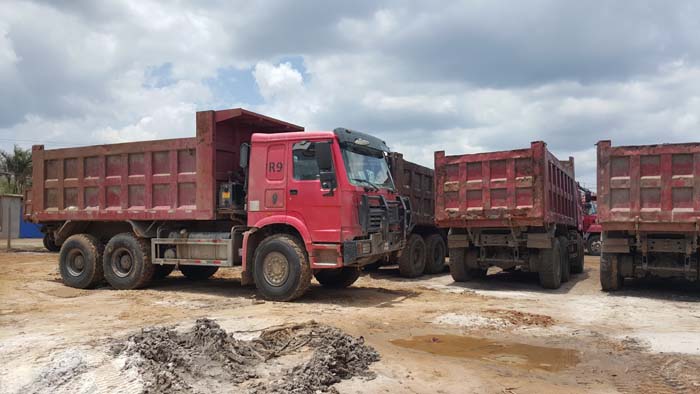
435;141;579;229
387;153;435;227
597;140;700;232
26;109;302;223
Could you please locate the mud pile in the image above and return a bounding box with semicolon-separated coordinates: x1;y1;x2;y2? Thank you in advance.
112;319;379;394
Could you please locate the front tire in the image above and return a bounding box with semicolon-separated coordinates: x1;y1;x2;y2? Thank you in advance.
103;233;154;290
314;267;360;288
538;238;562;289
253;234;311;301
180;265;218;280
59;234;104;289
398;234;427;278
424;234;447;274
587;234;601;256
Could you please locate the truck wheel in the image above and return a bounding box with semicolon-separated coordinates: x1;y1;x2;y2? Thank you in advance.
600;253;623;291
43;233;60;252
253;234;311;301
153;265;175;280
538;238;562;289
572;235;585;274
587;234;601;256
424;234;447;274
448;247;485;282
314;268;361;288
103;233;154;290
58;234;104;289
398;234;427;278
180;266;219;280
558;236;570;283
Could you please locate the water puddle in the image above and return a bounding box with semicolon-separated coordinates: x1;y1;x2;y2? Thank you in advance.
391;335;579;372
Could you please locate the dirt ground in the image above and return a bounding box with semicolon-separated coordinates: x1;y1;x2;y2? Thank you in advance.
1;241;700;394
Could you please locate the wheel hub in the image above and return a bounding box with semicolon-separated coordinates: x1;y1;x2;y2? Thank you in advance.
67;251;85;276
112;248;134;278
590;240;602;254
262;251;289;287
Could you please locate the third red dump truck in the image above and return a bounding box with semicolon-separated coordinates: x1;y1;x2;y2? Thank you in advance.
434;141;585;289
25;108;412;301
597;140;700;290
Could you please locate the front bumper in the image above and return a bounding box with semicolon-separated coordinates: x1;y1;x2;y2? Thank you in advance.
342;231;404;265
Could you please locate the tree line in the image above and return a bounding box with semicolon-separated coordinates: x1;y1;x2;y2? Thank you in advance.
1;145;32;195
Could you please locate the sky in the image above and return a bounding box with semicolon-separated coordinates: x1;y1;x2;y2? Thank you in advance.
2;1;700;190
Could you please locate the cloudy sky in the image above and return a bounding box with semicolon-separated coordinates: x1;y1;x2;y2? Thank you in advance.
2;1;700;189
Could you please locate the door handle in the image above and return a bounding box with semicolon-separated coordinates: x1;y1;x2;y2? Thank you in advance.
290;189;298;195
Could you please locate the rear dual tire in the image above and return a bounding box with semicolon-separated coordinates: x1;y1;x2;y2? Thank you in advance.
449;247;487;282
424;234;447;274
102;233;154;290
538;238;562;289
59;234;104;289
600;253;624;291
398;234;427;278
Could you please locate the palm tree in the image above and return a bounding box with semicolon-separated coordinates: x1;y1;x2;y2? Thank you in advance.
0;145;33;194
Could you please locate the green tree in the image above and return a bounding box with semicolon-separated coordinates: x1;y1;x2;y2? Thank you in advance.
0;145;33;194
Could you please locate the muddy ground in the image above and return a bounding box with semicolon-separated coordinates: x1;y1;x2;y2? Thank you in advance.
1;241;700;393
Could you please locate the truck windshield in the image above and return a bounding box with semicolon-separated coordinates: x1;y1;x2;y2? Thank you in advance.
341;146;395;190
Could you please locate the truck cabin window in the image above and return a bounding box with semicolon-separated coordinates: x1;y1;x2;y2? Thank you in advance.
293;142;326;181
341;145;395;191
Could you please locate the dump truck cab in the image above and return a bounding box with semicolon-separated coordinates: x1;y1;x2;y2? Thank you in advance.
244;128;408;264
234;128;410;299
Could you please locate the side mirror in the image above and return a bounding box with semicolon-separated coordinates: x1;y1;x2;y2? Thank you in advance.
316;141;336;195
239;143;250;169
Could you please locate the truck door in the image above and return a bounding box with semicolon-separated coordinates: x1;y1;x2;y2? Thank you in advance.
287;141;341;243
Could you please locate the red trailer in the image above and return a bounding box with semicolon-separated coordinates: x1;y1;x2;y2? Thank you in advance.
26;109;412;301
596;140;700;290
434;141;584;289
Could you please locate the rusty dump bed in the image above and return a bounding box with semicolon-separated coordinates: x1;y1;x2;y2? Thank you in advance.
597;140;700;232
387;153;435;227
434;141;579;229
26;109;303;223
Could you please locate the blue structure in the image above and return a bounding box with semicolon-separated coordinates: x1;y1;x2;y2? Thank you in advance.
19;207;42;238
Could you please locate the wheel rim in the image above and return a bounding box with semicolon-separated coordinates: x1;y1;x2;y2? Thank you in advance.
111;247;134;278
590;239;601;254
66;249;86;277
262;251;289;287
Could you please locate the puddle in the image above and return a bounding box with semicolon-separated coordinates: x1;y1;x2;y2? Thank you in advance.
391;335;579;372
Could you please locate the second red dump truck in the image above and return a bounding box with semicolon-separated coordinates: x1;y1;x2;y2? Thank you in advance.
25;108;413;301
597;140;700;290
434;141;585;289
369;153;446;277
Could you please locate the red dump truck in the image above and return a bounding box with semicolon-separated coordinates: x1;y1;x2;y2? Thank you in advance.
596;140;700;290
434;141;585;289
25;108;412;301
371;153;446;277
